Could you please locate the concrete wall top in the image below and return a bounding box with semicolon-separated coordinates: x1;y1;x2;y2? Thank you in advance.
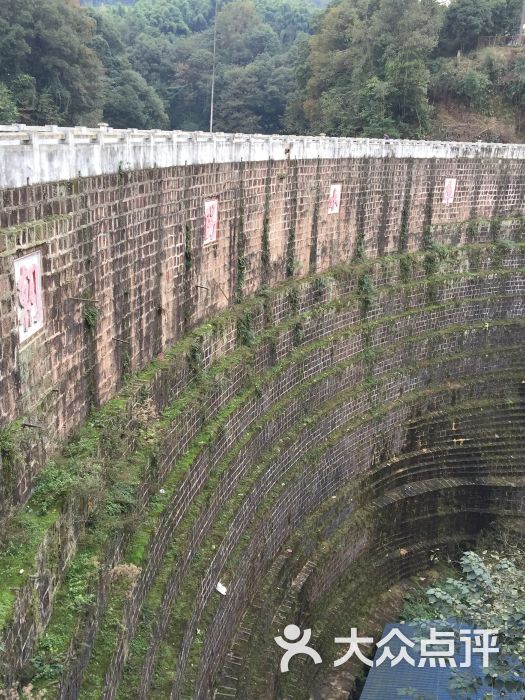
1;123;525;189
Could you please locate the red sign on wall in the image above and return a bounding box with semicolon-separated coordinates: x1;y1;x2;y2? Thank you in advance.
204;199;219;244
14;250;44;342
443;178;457;205
328;184;342;214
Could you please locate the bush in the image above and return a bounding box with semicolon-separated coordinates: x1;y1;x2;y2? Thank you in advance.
0;83;18;123
460;69;493;110
429;60;494;113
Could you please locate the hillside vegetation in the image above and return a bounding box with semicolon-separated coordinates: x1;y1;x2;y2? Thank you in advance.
429;46;525;141
0;0;524;141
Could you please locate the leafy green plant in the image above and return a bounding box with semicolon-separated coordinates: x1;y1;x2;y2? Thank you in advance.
30;654;64;682
0;422;21;475
104;481;136;517
287;286;300;314
83;304;99;330
261;212;270;279
404;546;525;698
122;351;131;378
398;193;411;252
236;310;256;347
353;231;366;262
0;422;22;511
492;238;513;268
236;254;246;302
184;223;192;273
357;274;375;316
31;464;76;515
490;218;502;242
466;219;478;243
313;276;328;304
187;336;203;374
423;241;448;277
292;320;304;346
400;254;414;283
236;199;247;302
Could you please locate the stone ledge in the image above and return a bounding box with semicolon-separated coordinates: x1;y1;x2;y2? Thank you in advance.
1;125;525;188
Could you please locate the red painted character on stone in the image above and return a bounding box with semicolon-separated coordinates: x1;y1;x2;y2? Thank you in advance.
328;189;339;211
328;184;342;214
204;200;218;244
16;263;40;333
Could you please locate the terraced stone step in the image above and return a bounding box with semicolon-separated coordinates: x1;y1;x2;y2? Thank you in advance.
3;246;520;696
368;450;525;495
187;380;520;696
95;356;524;696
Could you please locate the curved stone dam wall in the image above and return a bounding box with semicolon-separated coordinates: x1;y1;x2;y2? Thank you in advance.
0;127;524;699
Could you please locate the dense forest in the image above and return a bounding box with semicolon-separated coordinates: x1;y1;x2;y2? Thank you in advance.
1;0;524;141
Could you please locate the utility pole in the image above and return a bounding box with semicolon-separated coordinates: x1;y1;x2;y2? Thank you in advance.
209;0;218;133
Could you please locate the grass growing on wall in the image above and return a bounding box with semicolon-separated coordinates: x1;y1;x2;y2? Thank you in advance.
136;332;523;696
83;304;99;329
179;361;523;698
2;241;523;691
0;419;23;516
185;358;519;694
121;315;525;698
236;173;247;303
66;252;520;696
285;163;299;278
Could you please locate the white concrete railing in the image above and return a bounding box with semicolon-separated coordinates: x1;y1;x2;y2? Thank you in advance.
1;123;525;189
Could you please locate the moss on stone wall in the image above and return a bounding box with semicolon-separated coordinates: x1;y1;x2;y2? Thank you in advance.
1;242;524;698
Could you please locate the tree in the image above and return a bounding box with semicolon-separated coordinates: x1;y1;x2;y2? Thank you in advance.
438;0;522;55
215;0;280;66
302;0;368;132
385;58;432;134
357;76;401;138
502;54;525;133
439;0;495;54
215;53;295;133
92;0;315;133
370;0;443;64
114;0;215;39
254;0;317;46
10;74;37;119
283;34;312;132
161;33;214;130
126;32;178;94
103;69;169;129
404;548;525;697
0;0;105;125
0;84;19;124
302;0;442;136
88;10;169;129
490;0;523;34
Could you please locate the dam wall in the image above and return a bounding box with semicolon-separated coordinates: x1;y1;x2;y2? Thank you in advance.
0;128;524;698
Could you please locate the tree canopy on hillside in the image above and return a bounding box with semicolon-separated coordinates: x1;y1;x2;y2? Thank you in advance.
300;0;443;137
0;0;104;125
1;0;525;141
439;0;522;54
